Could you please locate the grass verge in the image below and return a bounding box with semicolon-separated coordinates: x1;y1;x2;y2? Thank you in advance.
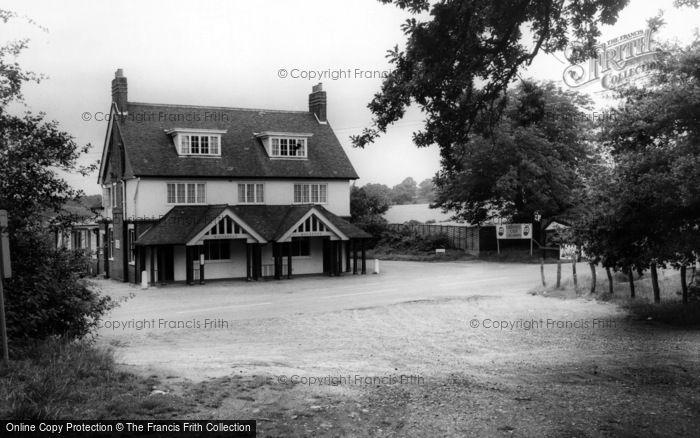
0;338;192;420
530;267;700;327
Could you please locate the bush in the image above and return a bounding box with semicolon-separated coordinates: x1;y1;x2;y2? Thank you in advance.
374;226;452;254
4;230;114;350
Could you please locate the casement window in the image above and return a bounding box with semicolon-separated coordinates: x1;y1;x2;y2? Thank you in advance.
104;186;112;210
293;183;327;204
202;240;231;261
127;228;135;264
111;183;117;208
271;137;307;158
282;237;311;257
237;183;264;204
180;134;220;156
166;183;206;204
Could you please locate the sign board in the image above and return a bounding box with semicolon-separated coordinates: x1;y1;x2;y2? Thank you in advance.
496;223;532;240
560;244;581;261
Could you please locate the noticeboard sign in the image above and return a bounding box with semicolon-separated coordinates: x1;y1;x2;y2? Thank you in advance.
496;223;532;240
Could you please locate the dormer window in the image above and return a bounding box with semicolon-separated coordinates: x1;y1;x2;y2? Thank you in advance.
271;137;306;158
255;131;312;159
165;128;226;157
181;134;219;155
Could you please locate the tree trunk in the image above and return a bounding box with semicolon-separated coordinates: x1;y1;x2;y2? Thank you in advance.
556;259;561;289
540;257;546;287
572;257;577;291
651;262;660;303
681;265;688;305
628;267;635;298
606;267;614;295
589;262;596;294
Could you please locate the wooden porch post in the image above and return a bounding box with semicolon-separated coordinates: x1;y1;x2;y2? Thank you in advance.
345;240;351;272
273;243;281;279
199;246;205;285
185;246;193;285
134;244;140;284
329;241;336;277
139;246;145;283
103;222;110;279
361;239;367;275
254;244;262;280
246;243;252;281
336;240;343;276
286;242;292;279
352;239;358;275
95;229;101;275
149;245;155;286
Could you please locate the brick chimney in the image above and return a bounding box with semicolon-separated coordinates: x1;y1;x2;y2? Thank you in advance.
308;82;327;123
111;69;128;114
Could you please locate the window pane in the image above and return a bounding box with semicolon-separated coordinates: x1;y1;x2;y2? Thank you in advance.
294;184;302;203
201;136;209;154
256;184;264;203
245;184;254;203
176;184;186;203
319;184;327;203
280;138;288;156
191;136;200;153
302;184;310;203
167;184;175;203
311;184;319;203
197;184;206;203
272;138;280;155
210;136;219;154
187;184;196;203
181;135;190;154
220;241;230;259
238;184;246;203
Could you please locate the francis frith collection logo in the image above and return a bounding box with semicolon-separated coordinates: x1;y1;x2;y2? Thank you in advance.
562;27;658;90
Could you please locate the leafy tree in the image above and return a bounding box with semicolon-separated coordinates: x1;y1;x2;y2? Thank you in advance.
416;178;436;203
432;80;595;224
350;185;390;243
391;177;417;204
351;185;391;220
0;10;110;348
352;0;629;169
575;35;700;303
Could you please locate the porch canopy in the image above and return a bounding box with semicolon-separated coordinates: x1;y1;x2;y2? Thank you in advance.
134;204;371;282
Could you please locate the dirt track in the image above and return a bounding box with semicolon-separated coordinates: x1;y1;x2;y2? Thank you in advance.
97;261;700;437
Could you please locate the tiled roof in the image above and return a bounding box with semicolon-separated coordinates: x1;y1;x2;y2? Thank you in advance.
134;204;371;246
118;102;358;179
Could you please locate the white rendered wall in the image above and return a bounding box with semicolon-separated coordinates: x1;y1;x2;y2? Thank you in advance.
127;178;351;220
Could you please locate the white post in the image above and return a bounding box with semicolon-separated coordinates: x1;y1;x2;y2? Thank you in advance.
141;270;148;289
373;259;380;275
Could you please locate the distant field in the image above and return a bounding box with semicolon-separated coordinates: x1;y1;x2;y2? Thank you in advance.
383;203;464;224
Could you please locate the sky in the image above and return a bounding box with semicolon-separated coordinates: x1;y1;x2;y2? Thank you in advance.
3;0;700;195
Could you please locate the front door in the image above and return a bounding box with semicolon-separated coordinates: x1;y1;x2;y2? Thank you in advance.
157;245;175;282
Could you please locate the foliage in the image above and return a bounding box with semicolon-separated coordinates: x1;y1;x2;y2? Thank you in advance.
374;225;451;254
3;229;113;346
416;178;436;203
432;80;595;224
1;9;106;345
0;338;189;420
390;176;418;204
572;35;700;302
353;0;629;166
350;185;391;220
